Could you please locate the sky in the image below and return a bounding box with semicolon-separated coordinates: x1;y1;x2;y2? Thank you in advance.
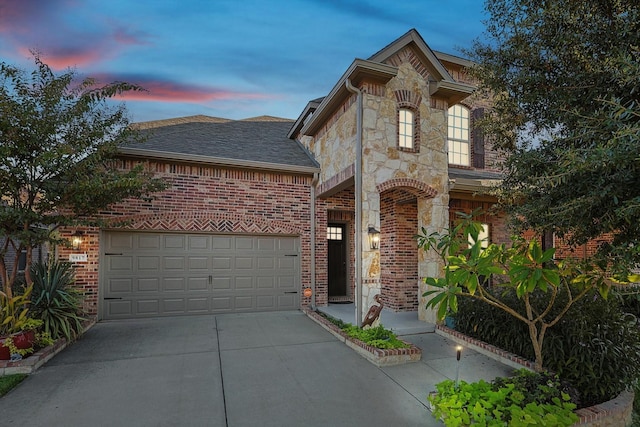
0;0;488;124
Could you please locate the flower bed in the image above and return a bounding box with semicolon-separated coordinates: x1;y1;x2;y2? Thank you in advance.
436;324;634;427
0;320;95;376
304;309;421;366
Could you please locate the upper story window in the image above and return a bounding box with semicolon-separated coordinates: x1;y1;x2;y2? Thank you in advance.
448;105;470;166
398;108;414;149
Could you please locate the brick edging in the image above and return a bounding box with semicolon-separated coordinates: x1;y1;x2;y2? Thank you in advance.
0;320;96;376
435;324;634;426
303;309;422;367
435;324;537;371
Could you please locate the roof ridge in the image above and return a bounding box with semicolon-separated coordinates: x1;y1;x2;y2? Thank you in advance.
240;115;294;122
131;115;231;129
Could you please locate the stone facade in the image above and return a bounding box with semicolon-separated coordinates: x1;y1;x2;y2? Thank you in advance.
291;29;503;323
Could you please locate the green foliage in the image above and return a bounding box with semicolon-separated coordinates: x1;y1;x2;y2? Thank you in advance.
0;374;27;397
0;284;35;336
317;311;350;330
316;311;409;349
417;212;627;371
429;370;579;426
0;54;167;295
454;290;640;407
30;261;85;341
342;324;409;349
467;0;640;275
547;292;640;407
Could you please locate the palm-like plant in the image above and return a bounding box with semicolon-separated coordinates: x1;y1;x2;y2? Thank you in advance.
30;261;85;341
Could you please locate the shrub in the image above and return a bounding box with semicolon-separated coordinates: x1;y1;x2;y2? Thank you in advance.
30;261;85;341
453;289;640;407
315;312;408;349
342;324;409;349
547;291;640;407
429;370;578;427
0;284;35;336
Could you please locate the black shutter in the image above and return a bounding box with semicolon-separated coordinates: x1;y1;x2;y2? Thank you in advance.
472;108;485;169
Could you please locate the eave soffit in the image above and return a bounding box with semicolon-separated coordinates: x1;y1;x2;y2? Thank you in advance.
299;59;398;136
296;29;477;137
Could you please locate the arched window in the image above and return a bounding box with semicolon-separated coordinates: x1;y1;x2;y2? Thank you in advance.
448;105;470;166
398;108;414;149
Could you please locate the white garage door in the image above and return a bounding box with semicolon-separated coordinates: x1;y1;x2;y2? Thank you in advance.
101;232;300;319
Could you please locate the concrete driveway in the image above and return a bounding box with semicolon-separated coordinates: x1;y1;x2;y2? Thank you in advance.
0;311;442;426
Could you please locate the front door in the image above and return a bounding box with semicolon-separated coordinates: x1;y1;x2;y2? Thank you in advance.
327;224;347;297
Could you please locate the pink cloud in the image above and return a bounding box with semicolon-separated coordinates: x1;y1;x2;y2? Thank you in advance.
2;1;151;70
17;46;105;70
91;74;274;104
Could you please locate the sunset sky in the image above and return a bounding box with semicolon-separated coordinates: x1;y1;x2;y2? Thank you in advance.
0;0;487;123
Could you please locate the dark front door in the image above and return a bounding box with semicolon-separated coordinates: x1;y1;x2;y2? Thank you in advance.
327;224;347;296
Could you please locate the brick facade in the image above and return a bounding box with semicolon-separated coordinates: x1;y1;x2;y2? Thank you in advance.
380;189;419;311
59;159;314;317
58;29;512;321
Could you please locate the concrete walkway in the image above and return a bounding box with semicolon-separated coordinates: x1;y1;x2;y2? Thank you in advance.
0;311;514;427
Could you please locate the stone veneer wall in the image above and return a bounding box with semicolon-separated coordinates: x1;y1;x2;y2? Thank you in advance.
58;160;314;317
302;52;506;321
361;62;451;322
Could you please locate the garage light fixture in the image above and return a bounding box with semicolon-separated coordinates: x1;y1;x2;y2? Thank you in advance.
72;230;84;250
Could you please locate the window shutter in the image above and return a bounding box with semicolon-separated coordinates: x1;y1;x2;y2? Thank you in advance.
472;108;485;168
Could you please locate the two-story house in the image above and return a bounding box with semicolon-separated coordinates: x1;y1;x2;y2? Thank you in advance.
61;29;506;324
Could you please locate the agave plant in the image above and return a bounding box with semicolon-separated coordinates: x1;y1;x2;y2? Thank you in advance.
30;261;85;341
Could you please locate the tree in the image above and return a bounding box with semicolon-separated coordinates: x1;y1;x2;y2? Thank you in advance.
0;55;167;297
416;213;638;371
467;0;640;274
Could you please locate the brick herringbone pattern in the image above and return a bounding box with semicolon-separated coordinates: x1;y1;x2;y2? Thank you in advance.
113;212;303;235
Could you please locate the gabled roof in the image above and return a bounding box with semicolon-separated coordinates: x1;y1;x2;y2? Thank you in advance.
293;29;475;137
290;59;398;137
368;29;454;81
369;29;475;104
122;116;319;174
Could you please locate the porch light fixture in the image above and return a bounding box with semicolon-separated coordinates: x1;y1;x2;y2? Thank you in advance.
368;226;380;250
71;230;84;250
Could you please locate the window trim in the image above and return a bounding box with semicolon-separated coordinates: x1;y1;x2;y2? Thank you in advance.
448;104;470;166
396;107;420;153
398;108;414;150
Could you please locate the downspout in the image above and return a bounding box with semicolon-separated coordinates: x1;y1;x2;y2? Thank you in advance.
345;78;363;327
310;172;319;310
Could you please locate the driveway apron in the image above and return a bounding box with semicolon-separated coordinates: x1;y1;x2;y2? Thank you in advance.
0;311;439;427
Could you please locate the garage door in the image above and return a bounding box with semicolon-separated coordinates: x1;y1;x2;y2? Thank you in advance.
101;232;300;319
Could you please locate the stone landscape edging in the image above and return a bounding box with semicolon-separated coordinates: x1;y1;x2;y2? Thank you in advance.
436;324;635;426
303;309;422;367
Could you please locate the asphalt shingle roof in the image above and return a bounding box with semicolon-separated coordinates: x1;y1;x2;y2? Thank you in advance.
125;116;318;170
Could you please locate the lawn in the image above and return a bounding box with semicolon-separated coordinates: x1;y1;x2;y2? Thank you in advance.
0;374;27;397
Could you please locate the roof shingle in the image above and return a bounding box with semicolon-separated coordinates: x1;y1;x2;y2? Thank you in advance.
124;116;319;170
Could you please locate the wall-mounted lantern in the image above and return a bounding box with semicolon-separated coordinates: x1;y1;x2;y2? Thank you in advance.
368;226;380;250
71;230;84;250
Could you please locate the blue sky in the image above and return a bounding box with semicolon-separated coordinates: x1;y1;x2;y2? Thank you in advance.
0;0;487;123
